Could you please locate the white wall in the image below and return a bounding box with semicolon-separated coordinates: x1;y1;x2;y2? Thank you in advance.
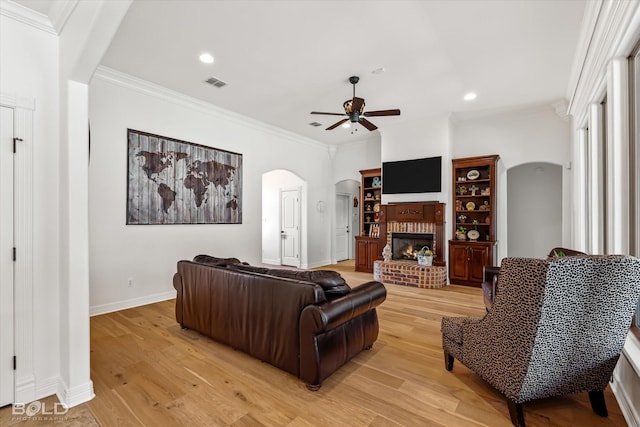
0;13;61;401
452;106;571;260
507;163;562;257
261;170;306;265
381;114;451;205
88;70;333;313
332;137;382;184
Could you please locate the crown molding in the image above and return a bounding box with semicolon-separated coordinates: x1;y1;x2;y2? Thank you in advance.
0;0;56;34
93;66;328;151
567;0;640;117
551;99;570;122
449;100;564;125
48;0;78;34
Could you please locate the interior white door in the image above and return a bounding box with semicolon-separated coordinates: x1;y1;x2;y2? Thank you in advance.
280;188;300;267
0;106;14;407
335;194;349;261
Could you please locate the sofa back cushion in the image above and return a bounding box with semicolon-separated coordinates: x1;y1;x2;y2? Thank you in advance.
228;264;351;299
192;254;243;267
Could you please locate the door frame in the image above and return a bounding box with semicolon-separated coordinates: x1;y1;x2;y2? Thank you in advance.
1;94;35;404
0;105;15;407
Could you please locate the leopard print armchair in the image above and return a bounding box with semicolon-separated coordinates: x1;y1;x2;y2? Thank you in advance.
481;247;586;311
442;255;640;427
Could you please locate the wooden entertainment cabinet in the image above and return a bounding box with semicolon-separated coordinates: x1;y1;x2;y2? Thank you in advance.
448;155;499;287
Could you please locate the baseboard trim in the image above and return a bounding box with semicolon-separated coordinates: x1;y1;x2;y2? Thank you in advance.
611;351;640;427
57;379;94;408
90;290;176;316
306;259;333;269
35;376;59;402
14;374;35;404
261;258;281;266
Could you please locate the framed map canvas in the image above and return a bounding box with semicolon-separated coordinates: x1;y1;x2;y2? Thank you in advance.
127;129;242;224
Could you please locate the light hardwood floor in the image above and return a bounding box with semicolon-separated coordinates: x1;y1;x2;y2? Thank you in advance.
1;261;628;426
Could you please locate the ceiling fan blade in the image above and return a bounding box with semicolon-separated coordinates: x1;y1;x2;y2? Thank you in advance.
363;109;401;117
359;118;378;131
351;97;365;113
326;118;349;130
311;111;347;116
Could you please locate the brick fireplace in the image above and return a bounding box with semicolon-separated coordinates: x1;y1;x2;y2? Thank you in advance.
372;202;447;288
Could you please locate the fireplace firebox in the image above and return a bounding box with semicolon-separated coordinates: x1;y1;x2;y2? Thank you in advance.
391;233;434;261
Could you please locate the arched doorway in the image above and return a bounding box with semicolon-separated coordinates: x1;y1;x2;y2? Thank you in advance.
261;169;307;267
507;162;562;257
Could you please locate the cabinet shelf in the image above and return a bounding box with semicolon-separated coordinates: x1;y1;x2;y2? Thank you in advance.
456;178;490;184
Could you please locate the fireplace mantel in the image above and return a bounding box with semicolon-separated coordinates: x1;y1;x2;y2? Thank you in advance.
379;202;446;266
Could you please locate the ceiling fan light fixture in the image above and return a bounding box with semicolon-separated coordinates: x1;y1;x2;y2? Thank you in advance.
341;122;351;128
310;75;399;132
343;99;365;115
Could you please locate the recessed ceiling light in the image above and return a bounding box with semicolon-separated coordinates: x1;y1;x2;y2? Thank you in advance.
199;53;214;64
342;122;351;128
463;92;477;101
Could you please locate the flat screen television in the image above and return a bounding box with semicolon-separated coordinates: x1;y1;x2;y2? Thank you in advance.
382;156;442;194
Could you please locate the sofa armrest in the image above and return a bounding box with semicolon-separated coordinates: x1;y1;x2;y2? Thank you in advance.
483;265;500;283
300;281;386;333
482;266;500;311
173;272;183;326
299;281;386;389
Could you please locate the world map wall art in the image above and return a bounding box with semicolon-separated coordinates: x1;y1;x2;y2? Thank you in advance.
126;129;242;225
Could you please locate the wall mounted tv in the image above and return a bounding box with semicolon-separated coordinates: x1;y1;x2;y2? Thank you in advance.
382;156;442;194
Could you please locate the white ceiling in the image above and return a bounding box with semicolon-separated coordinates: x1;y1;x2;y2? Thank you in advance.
17;0;588;145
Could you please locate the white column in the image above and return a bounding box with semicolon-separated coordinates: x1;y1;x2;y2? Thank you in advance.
588;103;605;254
58;80;93;406
607;57;630;254
574;128;589;252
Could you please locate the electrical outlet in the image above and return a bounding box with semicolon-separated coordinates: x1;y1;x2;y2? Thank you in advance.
128;278;133;288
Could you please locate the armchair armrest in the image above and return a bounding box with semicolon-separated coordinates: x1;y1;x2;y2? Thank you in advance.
300;281;386;333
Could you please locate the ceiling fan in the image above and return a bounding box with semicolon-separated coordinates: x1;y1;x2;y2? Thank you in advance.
310;76;401;131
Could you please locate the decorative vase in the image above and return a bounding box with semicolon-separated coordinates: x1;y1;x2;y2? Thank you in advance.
417;255;433;267
382;244;392;262
456;233;466;240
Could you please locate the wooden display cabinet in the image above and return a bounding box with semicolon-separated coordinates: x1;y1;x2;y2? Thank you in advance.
355;237;381;273
356;168;382;272
449;155;499;286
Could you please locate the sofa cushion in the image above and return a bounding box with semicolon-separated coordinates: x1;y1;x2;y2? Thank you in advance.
227;265;351;299
193;254;243;267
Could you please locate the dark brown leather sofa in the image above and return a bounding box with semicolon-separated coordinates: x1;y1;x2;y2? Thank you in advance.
173;257;386;390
